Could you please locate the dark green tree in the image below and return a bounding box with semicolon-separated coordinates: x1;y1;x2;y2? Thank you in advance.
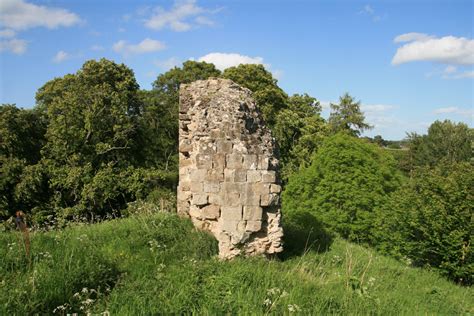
283;133;402;243
328;93;372;137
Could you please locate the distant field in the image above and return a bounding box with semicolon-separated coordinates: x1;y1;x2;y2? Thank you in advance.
1;213;472;315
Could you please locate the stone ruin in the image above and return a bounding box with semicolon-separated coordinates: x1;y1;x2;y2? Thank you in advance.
177;78;283;259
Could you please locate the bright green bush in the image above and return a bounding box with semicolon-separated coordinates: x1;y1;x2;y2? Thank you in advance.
375;163;473;284
283;133;402;243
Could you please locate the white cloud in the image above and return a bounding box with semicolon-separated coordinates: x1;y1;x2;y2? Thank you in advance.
0;38;27;54
90;45;104;51
394;32;434;43
361;104;396;112
392;34;474;65
154;57;181;70
198;52;266;71
0;0;81;31
0;29;16;38
113;38;166;56
145;0;217;32
52;50;69;63
433;106;473;117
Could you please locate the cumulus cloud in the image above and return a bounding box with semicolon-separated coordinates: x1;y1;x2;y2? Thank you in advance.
0;38;27;54
433;106;473;117
198;52;266;71
0;0;81;31
52;50;69;63
145;0;218;31
392;33;474;65
113;38;166;56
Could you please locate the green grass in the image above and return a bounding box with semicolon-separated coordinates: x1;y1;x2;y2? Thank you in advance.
1;213;472;315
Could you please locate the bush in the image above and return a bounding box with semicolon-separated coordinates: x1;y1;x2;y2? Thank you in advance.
374;163;473;285
283;133;402;243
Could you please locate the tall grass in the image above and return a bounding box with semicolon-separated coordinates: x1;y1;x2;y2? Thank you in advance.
1;213;472;314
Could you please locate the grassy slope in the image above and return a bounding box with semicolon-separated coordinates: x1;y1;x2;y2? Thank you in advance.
1;213;472;315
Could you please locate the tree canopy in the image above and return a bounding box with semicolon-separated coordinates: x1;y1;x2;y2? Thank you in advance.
328;93;372;136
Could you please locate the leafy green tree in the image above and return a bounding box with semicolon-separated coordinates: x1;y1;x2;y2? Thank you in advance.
406;120;472;170
375;163;473;284
222;64;288;127
0;105;47;218
33;59;146;218
273;94;328;180
283;133;402;243
328;93;372;137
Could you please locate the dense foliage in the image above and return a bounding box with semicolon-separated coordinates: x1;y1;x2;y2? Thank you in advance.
283;134;402;243
375;163;473;284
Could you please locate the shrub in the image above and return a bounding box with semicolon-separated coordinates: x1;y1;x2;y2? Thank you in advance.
283;133;402;243
374;163;473;284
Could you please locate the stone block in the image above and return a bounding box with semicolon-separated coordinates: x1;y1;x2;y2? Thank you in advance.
192;193;208;206
270;184;281;193
224;168;234;182
190;182;203;192
196;154;212;169
179;139;193;153
222;182;243;194
243;205;263;221
217;140;233;153
258;156;270;170
226;153;243;169
260;193;279;207
224;192;241;206
203;181;220;193
208;193;223;205
201;204;220;219
177;190;192;201
247;170;261;183
242;183;260;206
205;169;224;181
190;169;207;181
261;170;276;183
246;220;262;232
212;153;226;170
221;206;242;221
253;183;270;195
179;181;191;191
243;154;258;169
234;169;247;182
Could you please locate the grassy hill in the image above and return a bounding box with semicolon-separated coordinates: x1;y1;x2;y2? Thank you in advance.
1;212;472;315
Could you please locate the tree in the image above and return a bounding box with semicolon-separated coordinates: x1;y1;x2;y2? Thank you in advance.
0;105;47;219
34;58;145;218
406;120;472;170
328;93;372;136
283;133;402;243
273;94;328;180
222;64;288;127
374;163;473;284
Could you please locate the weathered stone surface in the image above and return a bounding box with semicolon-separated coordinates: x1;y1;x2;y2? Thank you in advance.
178;78;283;259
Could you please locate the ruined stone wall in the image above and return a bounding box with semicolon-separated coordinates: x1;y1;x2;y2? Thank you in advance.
177;78;283;259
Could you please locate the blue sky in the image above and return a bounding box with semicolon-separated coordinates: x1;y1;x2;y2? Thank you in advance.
0;0;472;139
